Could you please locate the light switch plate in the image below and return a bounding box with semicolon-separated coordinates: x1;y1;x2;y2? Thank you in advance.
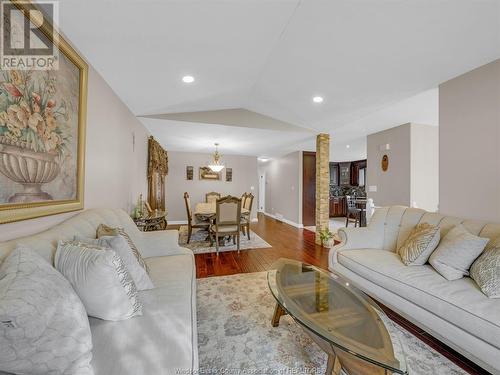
369;185;377;192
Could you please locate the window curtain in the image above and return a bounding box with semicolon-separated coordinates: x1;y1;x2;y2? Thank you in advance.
147;136;168;211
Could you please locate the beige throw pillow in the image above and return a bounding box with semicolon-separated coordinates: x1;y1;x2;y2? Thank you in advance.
429;225;488;280
470;245;500;298
397;223;440;266
55;241;142;321
97;224;149;274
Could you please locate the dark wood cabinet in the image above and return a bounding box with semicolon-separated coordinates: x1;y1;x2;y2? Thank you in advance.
329;196;346;217
330;159;367;187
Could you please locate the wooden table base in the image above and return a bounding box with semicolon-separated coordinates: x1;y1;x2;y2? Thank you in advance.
271;303;287;327
271;302;395;375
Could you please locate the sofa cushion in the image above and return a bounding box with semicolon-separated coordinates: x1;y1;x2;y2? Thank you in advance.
429;224;488;280
88;253;197;375
97;224;149;274
471;245;500;298
77;235;154;291
55;241;143;321
0;246;94;375
397;223;440;266
337;249;500;349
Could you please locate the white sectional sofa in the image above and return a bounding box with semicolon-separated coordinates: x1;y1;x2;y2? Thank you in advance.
329;206;500;374
0;208;198;375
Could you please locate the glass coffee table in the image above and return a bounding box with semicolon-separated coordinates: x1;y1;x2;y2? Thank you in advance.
268;259;408;375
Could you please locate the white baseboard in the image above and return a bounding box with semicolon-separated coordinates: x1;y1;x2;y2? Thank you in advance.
263;212;303;229
168;220;188;225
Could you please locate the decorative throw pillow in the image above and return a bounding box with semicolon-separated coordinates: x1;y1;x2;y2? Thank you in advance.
74;235;153;291
55;240;142;321
429;224;488;280
397;223;440;266
470;245;500;298
97;224;149;274
0;246;94;375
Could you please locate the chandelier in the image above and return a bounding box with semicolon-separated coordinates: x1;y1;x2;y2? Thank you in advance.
208;143;225;172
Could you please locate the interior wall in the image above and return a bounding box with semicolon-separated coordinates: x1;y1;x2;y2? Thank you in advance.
367;123;439;211
367;124;412;207
0;66;150;242
260;151;302;226
439;59;500;222
411;124;439;211
166;151;258;223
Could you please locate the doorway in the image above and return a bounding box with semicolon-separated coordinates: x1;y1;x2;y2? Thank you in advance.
258;173;266;212
302;151;316;226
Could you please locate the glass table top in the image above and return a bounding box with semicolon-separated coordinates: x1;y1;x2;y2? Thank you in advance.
267;258;407;374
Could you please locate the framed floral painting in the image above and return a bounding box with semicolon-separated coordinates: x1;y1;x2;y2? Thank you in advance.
0;2;88;223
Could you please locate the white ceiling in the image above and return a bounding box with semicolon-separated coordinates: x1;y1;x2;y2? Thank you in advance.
57;0;500;160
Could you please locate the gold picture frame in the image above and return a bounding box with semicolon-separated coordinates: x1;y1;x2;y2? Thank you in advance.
199;167;221;181
0;1;88;224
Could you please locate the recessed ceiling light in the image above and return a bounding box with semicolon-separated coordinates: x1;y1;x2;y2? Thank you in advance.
258;157;270;162
346;145;350;149
182;75;195;83
312;96;324;103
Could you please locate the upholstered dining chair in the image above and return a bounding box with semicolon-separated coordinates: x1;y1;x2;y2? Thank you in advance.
240;192;254;240
345;195;361;227
210;195;241;254
184;192;210;243
206;192;221;204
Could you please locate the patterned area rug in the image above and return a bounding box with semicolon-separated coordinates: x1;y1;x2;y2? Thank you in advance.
197;272;467;374
178;226;272;254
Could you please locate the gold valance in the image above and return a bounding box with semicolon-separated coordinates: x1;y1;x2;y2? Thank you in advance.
147;136;168;177
147;136;168;211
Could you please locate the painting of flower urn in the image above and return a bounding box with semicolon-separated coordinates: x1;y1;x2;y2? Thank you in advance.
0;2;87;224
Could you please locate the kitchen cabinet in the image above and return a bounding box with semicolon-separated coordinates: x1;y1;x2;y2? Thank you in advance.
329;196;346;217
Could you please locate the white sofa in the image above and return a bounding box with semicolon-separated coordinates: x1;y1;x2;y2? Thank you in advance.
329;206;500;375
0;208;198;375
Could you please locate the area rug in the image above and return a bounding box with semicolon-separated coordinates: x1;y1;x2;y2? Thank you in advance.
179;226;272;254
197;272;467;374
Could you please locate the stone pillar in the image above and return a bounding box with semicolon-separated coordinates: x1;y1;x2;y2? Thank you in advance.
315;133;330;245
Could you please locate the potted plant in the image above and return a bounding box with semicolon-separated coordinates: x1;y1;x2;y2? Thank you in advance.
319;228;335;248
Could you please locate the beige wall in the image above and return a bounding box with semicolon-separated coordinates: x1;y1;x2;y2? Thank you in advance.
439;59;500;222
367;124;412;207
260;151;302;226
411;124;439;211
367;123;439;211
166;151;258;223
0;67;150;242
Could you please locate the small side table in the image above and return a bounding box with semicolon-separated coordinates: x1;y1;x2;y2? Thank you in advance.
133;210;167;232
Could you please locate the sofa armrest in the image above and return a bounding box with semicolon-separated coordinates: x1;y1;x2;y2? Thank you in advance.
139;230;191;258
328;227;383;269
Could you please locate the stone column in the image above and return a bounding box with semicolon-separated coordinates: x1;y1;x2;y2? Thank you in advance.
315;133;330;245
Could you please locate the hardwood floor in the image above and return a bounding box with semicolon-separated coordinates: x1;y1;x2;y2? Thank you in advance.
169;213;490;375
193;213;328;278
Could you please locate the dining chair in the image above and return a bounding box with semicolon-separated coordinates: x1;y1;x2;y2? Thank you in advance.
240;192;254;240
184;192;210;243
345;195;361;227
210;195;241;254
241;193;248;208
206;191;221;204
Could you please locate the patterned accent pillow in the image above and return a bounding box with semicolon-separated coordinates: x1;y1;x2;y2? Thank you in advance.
397;223;440;266
55;240;142;321
75;235;154;291
470;245;500;298
97;224;149;274
429;224;488;281
0;246;94;375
